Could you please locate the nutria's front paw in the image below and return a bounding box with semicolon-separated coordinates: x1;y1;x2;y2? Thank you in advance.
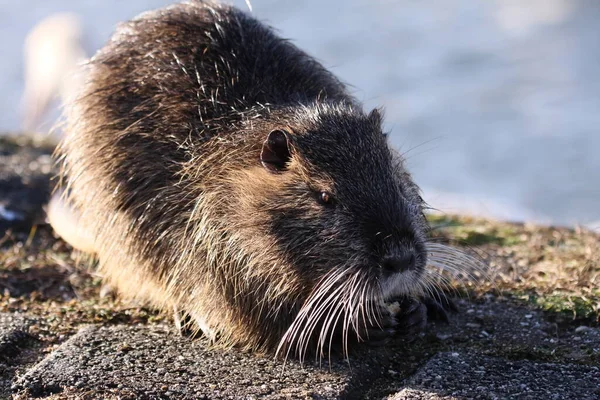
361;308;398;345
393;297;428;339
364;295;457;346
362;297;427;346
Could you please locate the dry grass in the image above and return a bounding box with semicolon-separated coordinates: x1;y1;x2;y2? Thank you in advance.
429;214;600;321
0;226;165;347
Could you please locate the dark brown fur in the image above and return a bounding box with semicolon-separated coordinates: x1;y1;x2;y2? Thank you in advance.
55;0;458;357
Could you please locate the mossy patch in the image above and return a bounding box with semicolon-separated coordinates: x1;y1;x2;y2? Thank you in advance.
520;292;599;321
426;213;600;323
428;213;523;246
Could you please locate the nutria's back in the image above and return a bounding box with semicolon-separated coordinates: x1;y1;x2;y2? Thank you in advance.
54;0;444;356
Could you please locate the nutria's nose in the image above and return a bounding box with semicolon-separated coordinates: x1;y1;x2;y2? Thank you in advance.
381;253;416;274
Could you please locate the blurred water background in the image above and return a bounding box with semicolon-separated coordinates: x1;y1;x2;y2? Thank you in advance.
1;0;598;230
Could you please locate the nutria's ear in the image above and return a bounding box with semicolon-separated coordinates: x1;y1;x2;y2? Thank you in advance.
261;129;291;172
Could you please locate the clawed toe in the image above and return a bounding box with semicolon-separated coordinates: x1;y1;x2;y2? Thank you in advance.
394;298;427;338
363;297;428;345
422;295;457;323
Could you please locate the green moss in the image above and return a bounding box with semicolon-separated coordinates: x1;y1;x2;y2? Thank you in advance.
515;292;599;321
537;295;597;320
426;214;464;228
427;214;523;246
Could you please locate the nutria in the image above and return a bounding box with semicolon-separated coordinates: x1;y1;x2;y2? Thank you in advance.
49;0;464;359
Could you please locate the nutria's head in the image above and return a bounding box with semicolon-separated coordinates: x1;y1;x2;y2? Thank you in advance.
265;104;427;294
207;102;430;356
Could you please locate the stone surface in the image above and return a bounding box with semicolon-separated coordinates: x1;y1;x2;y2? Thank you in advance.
9;302;600;399
13;324;370;399
395;352;600;400
0;313;36;361
389;389;456;400
0;313;38;398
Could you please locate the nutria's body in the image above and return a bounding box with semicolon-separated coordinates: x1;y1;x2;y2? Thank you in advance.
52;0;451;357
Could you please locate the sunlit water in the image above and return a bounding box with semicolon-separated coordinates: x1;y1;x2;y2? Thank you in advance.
1;0;599;230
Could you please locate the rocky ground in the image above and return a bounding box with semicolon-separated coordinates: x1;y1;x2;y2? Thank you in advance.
0;134;598;399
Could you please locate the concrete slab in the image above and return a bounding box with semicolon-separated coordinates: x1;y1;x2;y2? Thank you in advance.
0;313;36;362
13;324;378;399
1;313;38;398
394;352;600;400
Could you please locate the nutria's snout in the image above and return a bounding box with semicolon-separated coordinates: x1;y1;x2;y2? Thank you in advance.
380;250;418;275
376;239;428;299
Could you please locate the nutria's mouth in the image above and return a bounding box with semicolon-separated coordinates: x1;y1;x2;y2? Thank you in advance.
379;269;424;300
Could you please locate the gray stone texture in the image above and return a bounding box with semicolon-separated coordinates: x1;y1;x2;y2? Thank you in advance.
397;352;600;400
13;324;369;399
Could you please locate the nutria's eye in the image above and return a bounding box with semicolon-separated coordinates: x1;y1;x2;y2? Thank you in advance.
317;191;335;206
